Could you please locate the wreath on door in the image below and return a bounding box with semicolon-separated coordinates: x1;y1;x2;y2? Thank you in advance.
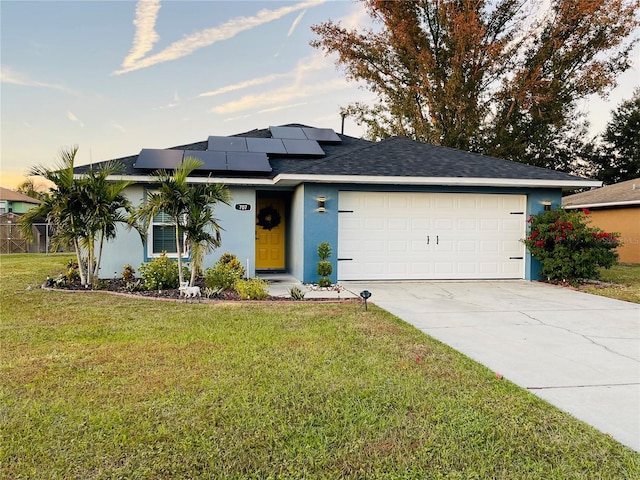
256;205;281;230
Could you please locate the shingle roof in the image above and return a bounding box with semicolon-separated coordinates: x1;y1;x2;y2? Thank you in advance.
0;186;41;204
73;124;594;186
563;178;640;208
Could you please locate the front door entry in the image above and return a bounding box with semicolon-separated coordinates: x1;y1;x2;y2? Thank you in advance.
255;197;285;270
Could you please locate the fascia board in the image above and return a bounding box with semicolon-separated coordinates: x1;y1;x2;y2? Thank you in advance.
563;200;640;209
88;173;601;189
93;174;276;186
272;174;602;189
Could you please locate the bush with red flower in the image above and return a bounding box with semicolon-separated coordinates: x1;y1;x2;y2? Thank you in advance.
523;207;621;283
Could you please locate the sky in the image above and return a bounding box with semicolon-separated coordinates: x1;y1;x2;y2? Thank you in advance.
1;0;638;190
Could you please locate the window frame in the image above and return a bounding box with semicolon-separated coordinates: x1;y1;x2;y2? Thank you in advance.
145;194;189;260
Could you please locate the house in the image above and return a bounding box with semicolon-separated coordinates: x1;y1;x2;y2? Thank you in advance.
73;124;599;283
563;178;640;264
0;186;40;215
0;187;47;253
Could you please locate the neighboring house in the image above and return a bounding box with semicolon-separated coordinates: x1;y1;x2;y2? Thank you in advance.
0;187;47;253
0;186;40;214
73;124;598;283
563;178;640;264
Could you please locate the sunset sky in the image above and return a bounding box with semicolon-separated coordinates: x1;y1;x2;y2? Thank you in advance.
1;0;638;189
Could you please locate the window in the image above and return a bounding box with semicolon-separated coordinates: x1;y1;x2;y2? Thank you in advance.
147;211;188;258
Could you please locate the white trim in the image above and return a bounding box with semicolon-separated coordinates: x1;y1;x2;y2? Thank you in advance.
272;174;601;189
95;173;600;189
563;200;640;209
144;191;189;259
147;222;189;259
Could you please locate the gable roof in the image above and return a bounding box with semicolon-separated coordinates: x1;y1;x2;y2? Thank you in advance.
0;186;40;204
563;178;640;209
73;124;599;189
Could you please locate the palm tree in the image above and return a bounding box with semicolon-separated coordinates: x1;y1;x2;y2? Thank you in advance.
16;178;45;200
20;146;90;285
183;182;232;286
20;146;138;287
81;161;139;283
136;156;230;285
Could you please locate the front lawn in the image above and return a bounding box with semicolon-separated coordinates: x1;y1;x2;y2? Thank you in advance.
579;264;640;303
1;254;638;478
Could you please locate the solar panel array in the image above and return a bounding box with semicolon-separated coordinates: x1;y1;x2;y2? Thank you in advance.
135;149;184;170
270;126;341;143
136;149;271;173
135;127;341;173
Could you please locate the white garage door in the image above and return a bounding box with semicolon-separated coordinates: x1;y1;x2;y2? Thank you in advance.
338;192;526;280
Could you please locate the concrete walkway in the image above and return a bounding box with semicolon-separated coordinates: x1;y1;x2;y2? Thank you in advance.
266;276;639;450
337;280;640;451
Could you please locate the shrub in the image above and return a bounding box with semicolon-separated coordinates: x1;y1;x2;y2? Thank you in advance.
235;278;269;300
139;252;181;291
523;208;620;283
122;264;136;283
317;242;333;286
63;259;80;283
289;285;306;300
205;253;246;291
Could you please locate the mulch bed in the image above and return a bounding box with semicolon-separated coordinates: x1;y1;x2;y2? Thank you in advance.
41;278;360;303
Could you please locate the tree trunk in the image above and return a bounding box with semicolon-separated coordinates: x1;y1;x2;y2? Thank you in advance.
94;231;104;278
73;238;87;286
175;224;184;285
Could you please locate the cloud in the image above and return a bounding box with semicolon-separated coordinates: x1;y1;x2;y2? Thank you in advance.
114;0;327;75
121;0;162;69
67;111;84;127
111;121;126;133
200;73;285;98
1;66;76;94
259;101;308;114
212;77;348;115
208;49;343;115
287;10;306;37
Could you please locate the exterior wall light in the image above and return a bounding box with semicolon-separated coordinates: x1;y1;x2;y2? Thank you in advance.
542;201;552;211
317;196;326;213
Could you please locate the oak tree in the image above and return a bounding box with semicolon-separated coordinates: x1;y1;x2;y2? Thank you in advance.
312;0;639;170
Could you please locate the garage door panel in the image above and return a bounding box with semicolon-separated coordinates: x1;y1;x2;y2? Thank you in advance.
338;192;525;280
364;240;385;253
480;219;499;231
479;240;499;253
388;218;409;231
435;219;455;230
457;219;477;231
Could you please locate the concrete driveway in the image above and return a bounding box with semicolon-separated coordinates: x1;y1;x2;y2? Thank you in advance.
340;280;640;451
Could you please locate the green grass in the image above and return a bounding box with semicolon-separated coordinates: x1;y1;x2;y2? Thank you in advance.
1;254;639;479
580;264;640;303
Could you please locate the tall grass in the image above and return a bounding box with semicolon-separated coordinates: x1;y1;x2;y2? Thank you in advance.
1;254;638;478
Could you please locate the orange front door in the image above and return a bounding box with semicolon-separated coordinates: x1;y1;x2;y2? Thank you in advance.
255;198;285;270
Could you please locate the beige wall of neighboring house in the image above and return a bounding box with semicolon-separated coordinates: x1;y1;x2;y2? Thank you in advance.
586;207;640;264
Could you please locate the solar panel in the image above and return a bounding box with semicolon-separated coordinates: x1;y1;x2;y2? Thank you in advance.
135;149;184;169
246;137;287;154
303;127;341;143
185;150;227;171
207;136;248;152
227;152;272;172
282;139;325;156
269;126;307;140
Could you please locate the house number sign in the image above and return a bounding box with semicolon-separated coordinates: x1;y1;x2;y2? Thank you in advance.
235;203;252;211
